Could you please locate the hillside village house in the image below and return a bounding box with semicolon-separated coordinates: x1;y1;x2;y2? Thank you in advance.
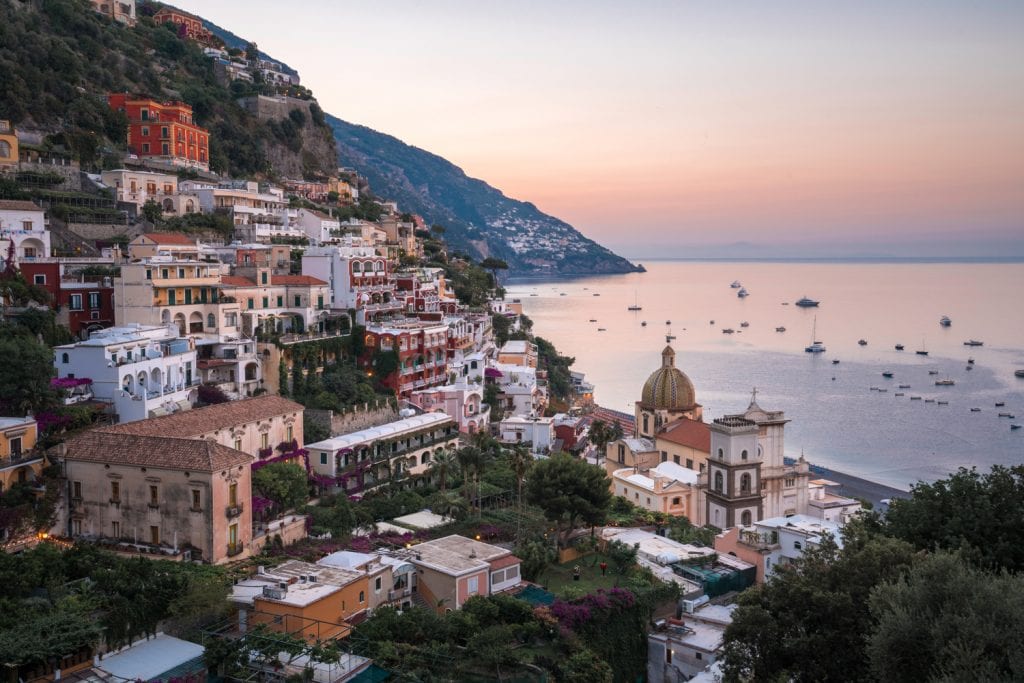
0;120;18;169
361;320;451;396
60;430;252;564
407;535;522;613
151;6;215;44
611;460;702;520
714;514;844;584
302;246;403;324
307;412;458;495
101;170;182;212
0;199;50;264
497;415;554;454
0;417;42;496
107;94;210;171
318;550;418;613
19;260;116;338
89;0;136;26
408;380;490;435
497;340;537;368
296;208;341;244
53;324;199;424
127;232;201;260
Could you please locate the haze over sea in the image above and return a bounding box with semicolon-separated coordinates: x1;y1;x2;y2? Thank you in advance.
506;260;1024;491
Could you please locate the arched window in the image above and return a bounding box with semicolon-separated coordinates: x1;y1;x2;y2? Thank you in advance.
0;141;10;157
207;313;216;328
741;511;752;526
718;448;724;459
642;414;649;433
740;473;751;493
714;471;723;492
741;449;748;460
61;353;69;364
352;261;362;273
794;541;802;550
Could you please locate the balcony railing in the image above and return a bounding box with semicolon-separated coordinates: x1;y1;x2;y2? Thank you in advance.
226;503;243;519
1;451;44;470
226;542;244;557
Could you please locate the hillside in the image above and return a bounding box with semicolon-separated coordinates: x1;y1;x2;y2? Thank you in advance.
0;0;335;180
328;115;641;275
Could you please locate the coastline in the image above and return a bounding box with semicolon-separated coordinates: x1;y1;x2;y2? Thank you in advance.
785;458;912;508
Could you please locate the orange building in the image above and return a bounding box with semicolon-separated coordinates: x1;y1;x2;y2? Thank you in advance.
232;560;369;642
107;94;210;171
152;7;214;44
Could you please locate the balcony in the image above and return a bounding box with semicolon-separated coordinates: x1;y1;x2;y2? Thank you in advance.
226;542;244;557
739;529;780;550
276;328;350;345
0;451;44;471
144;381;200;399
226;503;243;519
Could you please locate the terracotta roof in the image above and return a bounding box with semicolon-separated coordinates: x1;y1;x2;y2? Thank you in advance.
141;233;196;246
97;396;304;438
0;199;43;211
591;405;636;434
220;275;256;287
271;275;328;286
657;417;711;452
65;432;249;472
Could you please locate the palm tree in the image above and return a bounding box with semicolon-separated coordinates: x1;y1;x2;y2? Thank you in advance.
589;419;623;463
508;445;533;542
429;448;457;492
456;445;482;504
430;490;469;521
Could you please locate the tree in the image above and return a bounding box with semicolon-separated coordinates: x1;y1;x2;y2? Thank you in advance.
479;257;509;289
525;454;611;546
508;445;532;540
429;490;468;521
607;540;638;575
253;462;309;513
244;41;260;64
197;383;230;405
884;465;1024;572
428;448;457;492
0;325;57;415
141;198;162;223
516;536;557;581
562;648;614;683
587;419;623;461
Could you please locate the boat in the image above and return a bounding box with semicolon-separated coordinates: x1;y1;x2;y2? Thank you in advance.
937;401;948;405
882;371;894;378
925;399;935;403
795;297;819;307
878;388;888;393
775;326;786;332
737;288;749;298
940;315;952;327
1016;370;1024;378
593;293;601;297
916;349;929;356
627;291;642;311
805;316;826;353
967;357;975;365
710;320;715;325
597;328;606;332
928;370;939;375
870;387;879;391
589;319;597;322
910;396;922;401
966;365;973;371
1012;424;1022;430
895;344;905;351
895;392;904;396
740;321;750;328
730;280;742;288
858;339;868;346
722;328;736;334
935;379;955;386
899;384;911;389
641;321;647;327
998;413;1015;418
559;293;567;296
666;334;676;342
965;340;984;347
996;402;1005;407
832;359;840;364
971;407;981;412
666;320;671;325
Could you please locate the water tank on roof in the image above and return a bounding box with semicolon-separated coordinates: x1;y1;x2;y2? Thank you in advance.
399;408;416;418
656;552;681;565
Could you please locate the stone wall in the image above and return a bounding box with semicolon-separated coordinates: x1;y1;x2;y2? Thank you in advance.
306;403;399;438
17;159;81;190
252;514;309;554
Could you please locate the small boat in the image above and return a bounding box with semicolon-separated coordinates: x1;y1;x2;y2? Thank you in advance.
967;358;975;365
971;407;981;412
858;339;868;346
882;371;894;378
965;340;984;347
666;334;676;342
940;315;951;327
998;413;1015;418
593;293;601;297
666;320;671;325
895;392;904;396
559;293;567;296
870;387;879;391
627;291;642;311
916;349;929;356
710;320;715;325
737;288;749;298
935;379;955;386
899;384;911;389
597;328;606;332
832;359;840;364
795;296;819;307
805;316;826;353
929;370;939;375
910;396;923;401
740;321;750;328
1016;370;1024;378
895;344;905;351
996;402;1005;407
924;399;935;403
775;326;786;332
937;401;948;405
878;389;888;393
722;328;736;334
730;280;742;288
589;319;597;322
966;365;973;371
1012;424;1022;430
641;321;647;327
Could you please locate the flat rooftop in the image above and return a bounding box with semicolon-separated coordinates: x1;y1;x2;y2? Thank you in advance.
306;412;453;452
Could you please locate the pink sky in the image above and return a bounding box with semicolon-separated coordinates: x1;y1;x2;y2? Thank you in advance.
177;1;1024;256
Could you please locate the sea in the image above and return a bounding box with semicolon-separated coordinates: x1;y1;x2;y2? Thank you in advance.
505;260;1024;491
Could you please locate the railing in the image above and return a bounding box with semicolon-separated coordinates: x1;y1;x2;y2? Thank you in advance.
275;328;350;345
226;503;244;519
1;451;44;470
144;382;198;399
226;542;244;557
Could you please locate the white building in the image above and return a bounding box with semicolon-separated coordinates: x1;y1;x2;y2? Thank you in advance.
408;379;490;435
648;604;736;683
302;245;400;323
53;323;199;423
807;478;863;523
611;460;701;518
497;415;554;454
296;208;340;244
194;333;262;398
715;514;844;583
0;199;50;263
100;169;183;211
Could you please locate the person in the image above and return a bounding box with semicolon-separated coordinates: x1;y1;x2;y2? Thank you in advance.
599;561;608;576
573;565;581;581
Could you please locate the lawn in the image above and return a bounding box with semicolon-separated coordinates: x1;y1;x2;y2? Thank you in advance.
536;552;628;597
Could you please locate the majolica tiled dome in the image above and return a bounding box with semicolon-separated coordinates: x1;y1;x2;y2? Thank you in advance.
640;346;696;410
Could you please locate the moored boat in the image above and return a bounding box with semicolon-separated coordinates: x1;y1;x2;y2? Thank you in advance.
940;315;952;327
895;344;905;351
737;287;749;298
882;371;894;378
935;378;955;386
775;326;786;332
964;340;983;346
795;296;819;307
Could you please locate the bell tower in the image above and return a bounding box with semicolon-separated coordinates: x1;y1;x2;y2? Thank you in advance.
705;416;763;529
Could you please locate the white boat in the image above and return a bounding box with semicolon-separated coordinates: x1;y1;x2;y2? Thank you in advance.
940;315;952;327
965;340;984;347
805;316;825;353
775;326;786;332
795;296;819;307
730;280;742;288
627;291;642;311
935;378;955;386
737;288;749;298
1016;370;1024;378
740;321;750;328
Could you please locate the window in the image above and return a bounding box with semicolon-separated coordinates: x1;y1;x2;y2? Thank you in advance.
9;437;22;456
794;541;803;550
696;652;703;661
110;481;120;502
686;458;693;470
33;274;45;285
661;451;667;462
375;576;382;591
261;433;269;449
142;143;150;153
317;295;324;309
70;294;83;310
714;471;724;492
192;489;201;509
467;577;479;595
287;426;293;442
741;511;752;526
262;297;269;309
161;126;169;138
276;295;283;307
161;142;169;155
784;477;796;487
671;497;681;506
168;290;176;305
72;481;82;498
112;521;120;538
72;519;82;535
149;485;159;505
740;473;751;493
359;590;365;603
150;526;160;544
261;272;268;285
718;448;724;459
247;298;254;310
741;449;748;460
61;352;69;364
88;292;100;309
234;438;242;451
617;444;625;462
673;454;680;465
320;452;328;465
294;295;301;307
666;648;672;663
226;313;237;327
229;483;238;507
207;313;215;328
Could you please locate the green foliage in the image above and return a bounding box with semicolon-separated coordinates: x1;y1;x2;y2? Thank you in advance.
525;454;611;546
516;536;557;581
535;336;574;404
883;465;1024;572
141;198;163;223
490;312;511;345
253;462;310;512
0;324;58;415
161;212;235;238
305;494;357;537
607;540;638;575
303;413;328;443
561;648;614;683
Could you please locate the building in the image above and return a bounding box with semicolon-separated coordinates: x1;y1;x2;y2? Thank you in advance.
53;324;199;424
0;120;18;169
107;94;210;171
497;340;537;369
296;208;340;244
704;416;763;530
407;380;490;435
714;514;844;584
407;535;522;612
89;0;137;25
636;346;703;439
605;436;659;477
807;478;863;523
0;199;50;264
306;412;458;495
89;634;205;683
190;181;299;242
93;394;304;461
647;605;736;683
282;179;329;203
115;257;229;334
231;560;369;641
127;232;200;260
152;6;214;44
610;460;701;519
487;362;546;418
318;550;418;613
497;415;554;454
553;413;588;453
60;429;252;564
195;334;263;398
101;170;182;211
302;246;401;324
655;417;711;475
361;321;450;396
0;416;42;495
19;260;116;338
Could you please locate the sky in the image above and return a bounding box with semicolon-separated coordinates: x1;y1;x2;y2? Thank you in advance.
177;1;1024;258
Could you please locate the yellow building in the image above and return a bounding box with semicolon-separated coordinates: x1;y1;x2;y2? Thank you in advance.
0;417;42;494
0;120;18;169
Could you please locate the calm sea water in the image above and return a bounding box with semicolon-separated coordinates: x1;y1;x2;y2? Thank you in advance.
506;261;1024;490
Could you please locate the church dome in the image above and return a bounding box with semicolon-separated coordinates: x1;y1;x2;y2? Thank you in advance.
640;346;697;411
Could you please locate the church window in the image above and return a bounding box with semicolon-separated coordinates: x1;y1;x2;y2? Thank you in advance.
686;458;693;469
714;472;723;492
740;473;751;493
671;497;681;506
674;455;680;465
784;477;795;487
617;444;625;462
642;414;649;433
741;511;752;526
741;449;748;460
718;448;724;459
